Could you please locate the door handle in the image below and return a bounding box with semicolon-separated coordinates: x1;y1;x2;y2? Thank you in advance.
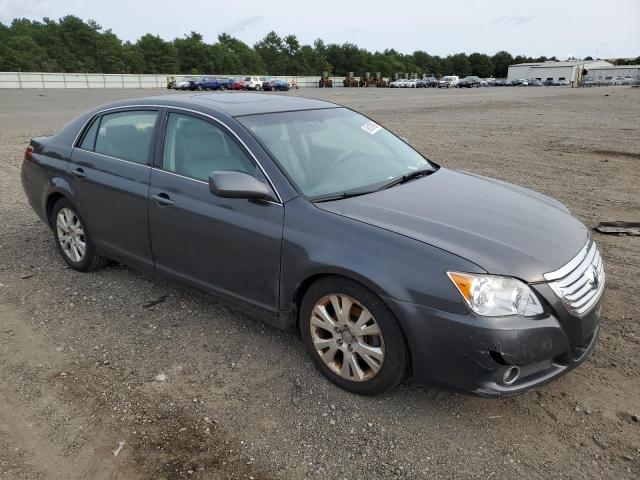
151;192;174;206
71;167;87;179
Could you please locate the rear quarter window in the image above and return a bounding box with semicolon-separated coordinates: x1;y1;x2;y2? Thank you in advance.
79;117;100;151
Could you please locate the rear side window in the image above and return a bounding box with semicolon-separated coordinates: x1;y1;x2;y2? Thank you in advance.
162;113;255;181
79;117;100;150
94;111;158;164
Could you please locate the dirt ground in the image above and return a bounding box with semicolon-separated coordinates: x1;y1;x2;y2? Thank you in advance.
0;86;639;480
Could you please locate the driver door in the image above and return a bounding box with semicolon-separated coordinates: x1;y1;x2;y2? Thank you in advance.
148;110;284;313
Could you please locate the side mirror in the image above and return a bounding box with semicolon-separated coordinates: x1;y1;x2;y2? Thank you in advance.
208;171;272;201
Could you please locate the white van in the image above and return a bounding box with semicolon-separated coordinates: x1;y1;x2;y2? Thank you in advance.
438;75;459;88
244;76;267;91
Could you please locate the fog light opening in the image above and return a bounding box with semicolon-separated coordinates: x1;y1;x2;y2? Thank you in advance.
502;366;520;385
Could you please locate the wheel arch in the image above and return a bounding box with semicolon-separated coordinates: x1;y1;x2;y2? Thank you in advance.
43;175;80;227
45;191;66;226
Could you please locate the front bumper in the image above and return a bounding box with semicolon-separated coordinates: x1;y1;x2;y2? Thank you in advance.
385;290;602;397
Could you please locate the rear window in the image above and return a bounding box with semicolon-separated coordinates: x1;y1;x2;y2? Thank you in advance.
94;111;158;165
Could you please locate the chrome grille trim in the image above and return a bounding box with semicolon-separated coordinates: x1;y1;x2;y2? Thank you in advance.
544;240;605;317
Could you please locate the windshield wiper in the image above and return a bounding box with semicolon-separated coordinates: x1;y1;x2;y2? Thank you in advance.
378;168;435;190
312;189;377;203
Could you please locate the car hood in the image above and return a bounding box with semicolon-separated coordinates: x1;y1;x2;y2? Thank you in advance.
315;168;588;283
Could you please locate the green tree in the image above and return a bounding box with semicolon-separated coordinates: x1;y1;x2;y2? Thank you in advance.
136;34;179;73
254;31;286;74
469;52;494;78
449;53;471;77
491;51;514;78
173;31;212;73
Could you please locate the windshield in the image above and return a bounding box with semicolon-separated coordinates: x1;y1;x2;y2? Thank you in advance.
238;108;436;198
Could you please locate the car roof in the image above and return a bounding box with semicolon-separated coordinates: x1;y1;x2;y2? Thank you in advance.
108;93;339;117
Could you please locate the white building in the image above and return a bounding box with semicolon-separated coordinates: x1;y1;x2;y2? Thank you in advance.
584;65;640;84
507;59;613;84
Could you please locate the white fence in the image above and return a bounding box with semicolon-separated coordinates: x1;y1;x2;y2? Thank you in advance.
0;72;350;89
0;72;169;89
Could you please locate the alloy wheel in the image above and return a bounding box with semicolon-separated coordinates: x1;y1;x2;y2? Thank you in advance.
56;207;86;262
309;294;385;382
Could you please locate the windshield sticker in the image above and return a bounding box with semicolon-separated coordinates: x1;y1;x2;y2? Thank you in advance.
361;121;382;135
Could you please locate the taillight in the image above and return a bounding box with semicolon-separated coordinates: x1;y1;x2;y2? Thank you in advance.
24;145;33;161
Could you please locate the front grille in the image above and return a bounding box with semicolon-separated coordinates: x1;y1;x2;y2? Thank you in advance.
543;240;605;317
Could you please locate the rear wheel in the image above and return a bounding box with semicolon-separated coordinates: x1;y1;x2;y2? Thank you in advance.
300;277;408;395
255;84;261;91
51;198;108;272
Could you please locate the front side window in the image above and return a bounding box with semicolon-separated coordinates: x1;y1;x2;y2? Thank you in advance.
238;108;435;198
94;111;158;164
162;113;255;181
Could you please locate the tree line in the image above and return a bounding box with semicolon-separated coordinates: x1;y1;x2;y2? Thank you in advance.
1;16;636;78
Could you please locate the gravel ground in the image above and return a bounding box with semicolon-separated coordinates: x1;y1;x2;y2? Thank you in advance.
0;86;639;480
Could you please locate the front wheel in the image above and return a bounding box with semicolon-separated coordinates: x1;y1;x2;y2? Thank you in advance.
300;277;408;395
51;198;108;272
255;84;261;91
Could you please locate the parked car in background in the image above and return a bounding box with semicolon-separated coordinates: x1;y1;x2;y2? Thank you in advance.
221;78;235;89
202;78;229;91
494;80;506;86
244;76;266;91
187;78;205;91
479;79;488;87
512;79;529;86
188;78;226;91
173;78;191;90
528;79;543;86
262;80;275;91
231;78;245;90
405;79;417;88
438;75;459;88
457;76;482;88
417;77;438;88
389;79;407;88
22;93;604;397
271;79;291;91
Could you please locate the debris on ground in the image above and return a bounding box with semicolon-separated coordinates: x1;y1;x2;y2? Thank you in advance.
142;294;168;308
593;222;640;236
112;440;125;457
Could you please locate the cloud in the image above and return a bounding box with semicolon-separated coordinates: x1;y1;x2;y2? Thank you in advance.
492;15;535;26
0;0;54;23
223;16;265;34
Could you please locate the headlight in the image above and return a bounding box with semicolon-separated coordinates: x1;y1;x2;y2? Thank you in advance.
447;271;544;317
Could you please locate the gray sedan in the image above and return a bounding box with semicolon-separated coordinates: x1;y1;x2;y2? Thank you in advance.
21;93;604;396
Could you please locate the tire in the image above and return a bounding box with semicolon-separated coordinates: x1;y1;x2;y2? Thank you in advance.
196;85;203;91
51;198;108;272
255;84;261;91
300;277;408;395
220;85;226;91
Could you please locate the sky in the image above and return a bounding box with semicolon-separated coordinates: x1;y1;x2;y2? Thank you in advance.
1;0;639;59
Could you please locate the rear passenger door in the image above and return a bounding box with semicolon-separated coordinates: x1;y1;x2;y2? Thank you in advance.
148;110;284;313
69;108;159;269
